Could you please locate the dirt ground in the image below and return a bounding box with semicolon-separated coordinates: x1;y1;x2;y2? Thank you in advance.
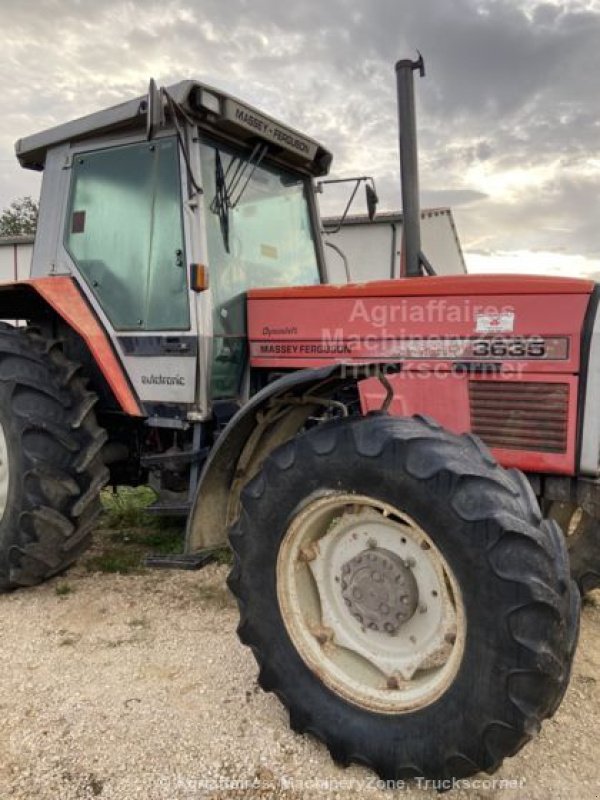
0;552;599;800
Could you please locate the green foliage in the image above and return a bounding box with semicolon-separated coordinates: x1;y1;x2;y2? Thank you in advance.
0;196;38;237
100;486;157;529
213;546;233;566
55;582;73;596
86;487;185;574
84;549;143;575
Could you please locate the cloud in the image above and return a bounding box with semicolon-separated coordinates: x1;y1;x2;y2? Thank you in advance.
0;0;599;269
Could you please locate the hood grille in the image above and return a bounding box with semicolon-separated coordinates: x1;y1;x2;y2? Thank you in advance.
469;381;569;453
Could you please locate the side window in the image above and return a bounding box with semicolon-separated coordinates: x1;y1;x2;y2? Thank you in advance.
65;138;190;331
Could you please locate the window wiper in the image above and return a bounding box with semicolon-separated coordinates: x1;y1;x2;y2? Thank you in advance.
209;143;269;252
211;149;230;253
225;143;268;208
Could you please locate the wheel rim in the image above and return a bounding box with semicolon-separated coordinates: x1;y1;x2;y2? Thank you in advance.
0;421;9;523
276;493;466;714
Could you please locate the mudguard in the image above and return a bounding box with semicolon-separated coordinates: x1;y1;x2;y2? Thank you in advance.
185;363;377;552
0;277;142;416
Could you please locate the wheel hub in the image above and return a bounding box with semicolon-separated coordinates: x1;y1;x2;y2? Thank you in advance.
340;547;418;634
277;494;466;713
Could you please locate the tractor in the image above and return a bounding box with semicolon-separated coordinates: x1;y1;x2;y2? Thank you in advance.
0;56;589;781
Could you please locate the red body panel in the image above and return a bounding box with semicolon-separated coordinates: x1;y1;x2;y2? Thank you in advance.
248;274;594;475
251;273;595;298
0;277;142;417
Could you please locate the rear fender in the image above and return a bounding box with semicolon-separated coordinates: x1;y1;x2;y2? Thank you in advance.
185;364;380;552
0;277;142;416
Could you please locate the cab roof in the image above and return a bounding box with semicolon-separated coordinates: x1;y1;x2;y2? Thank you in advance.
15;80;333;178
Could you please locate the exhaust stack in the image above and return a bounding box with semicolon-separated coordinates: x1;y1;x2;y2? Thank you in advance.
396;54;433;278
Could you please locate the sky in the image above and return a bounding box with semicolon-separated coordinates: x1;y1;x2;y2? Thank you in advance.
1;0;600;276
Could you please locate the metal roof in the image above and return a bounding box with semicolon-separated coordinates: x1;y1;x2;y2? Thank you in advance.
0;235;35;246
15;80;332;177
322;208;455;226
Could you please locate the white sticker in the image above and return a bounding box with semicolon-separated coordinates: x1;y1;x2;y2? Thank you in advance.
475;312;515;333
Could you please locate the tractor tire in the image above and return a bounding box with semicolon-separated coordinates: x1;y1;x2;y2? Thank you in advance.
568;513;600;594
227;414;579;782
0;326;109;591
544;501;600;595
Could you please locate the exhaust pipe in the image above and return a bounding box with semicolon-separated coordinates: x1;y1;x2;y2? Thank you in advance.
396;54;434;278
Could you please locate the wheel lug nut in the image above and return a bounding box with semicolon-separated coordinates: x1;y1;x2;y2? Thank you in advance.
352;588;362;600
298;543;318;562
314;626;334;645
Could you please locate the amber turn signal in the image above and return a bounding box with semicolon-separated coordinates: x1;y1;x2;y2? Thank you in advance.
190;263;208;292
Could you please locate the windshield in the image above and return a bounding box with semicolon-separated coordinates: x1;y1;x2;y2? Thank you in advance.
199;139;321;338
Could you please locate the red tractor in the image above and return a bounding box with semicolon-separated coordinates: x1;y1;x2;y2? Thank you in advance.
0;56;588;781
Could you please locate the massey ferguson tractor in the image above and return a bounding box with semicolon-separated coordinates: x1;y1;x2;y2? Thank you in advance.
0;55;592;782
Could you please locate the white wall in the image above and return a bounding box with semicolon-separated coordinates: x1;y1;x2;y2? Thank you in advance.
0;238;34;282
323;209;466;284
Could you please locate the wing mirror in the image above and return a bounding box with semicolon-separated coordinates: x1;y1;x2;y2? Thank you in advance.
365;182;378;221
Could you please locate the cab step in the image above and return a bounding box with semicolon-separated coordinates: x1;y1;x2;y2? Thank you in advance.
140;447;209;469
143;551;215;570
145;500;191;517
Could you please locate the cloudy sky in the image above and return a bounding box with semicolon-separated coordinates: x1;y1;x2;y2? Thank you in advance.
1;0;600;275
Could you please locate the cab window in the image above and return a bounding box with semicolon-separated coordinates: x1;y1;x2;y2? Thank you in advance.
65;138;190;331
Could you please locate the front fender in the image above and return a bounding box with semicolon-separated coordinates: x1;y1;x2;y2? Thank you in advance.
185;364;378;552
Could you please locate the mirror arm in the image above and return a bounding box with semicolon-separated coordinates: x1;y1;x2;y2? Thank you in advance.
317;176;378;233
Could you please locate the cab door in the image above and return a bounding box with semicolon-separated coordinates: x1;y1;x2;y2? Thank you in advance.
63;136;198;411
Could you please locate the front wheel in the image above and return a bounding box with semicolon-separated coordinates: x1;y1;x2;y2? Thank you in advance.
228;415;579;781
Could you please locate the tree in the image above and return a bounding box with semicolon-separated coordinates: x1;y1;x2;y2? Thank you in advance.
0;197;38;237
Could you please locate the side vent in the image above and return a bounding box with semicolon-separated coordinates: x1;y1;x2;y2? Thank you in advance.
469;381;569;453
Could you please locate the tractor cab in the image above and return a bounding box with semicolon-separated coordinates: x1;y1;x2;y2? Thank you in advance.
15;81;332;417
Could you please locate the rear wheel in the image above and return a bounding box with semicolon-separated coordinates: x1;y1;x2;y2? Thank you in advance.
544;501;600;595
228;414;579;781
0;327;109;591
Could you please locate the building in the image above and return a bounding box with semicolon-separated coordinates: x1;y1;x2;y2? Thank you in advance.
322;209;466;283
0;235;34;282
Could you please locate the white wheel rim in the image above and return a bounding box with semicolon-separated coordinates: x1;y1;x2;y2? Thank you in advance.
0;422;9;522
276;493;466;714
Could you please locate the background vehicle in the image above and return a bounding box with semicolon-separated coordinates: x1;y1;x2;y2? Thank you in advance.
0;57;585;781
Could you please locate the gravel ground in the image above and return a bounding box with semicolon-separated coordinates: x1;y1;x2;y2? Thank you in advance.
0;559;599;800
